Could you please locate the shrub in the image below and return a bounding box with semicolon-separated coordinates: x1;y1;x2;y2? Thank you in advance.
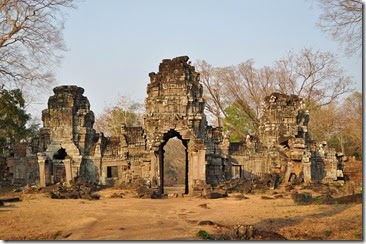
198;230;211;240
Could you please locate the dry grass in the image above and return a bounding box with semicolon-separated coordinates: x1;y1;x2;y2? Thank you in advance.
0;186;362;240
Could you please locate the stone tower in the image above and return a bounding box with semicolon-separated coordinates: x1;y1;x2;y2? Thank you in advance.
36;86;98;186
144;56;206;150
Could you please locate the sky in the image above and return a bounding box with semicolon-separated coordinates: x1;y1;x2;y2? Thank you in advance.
33;0;362;118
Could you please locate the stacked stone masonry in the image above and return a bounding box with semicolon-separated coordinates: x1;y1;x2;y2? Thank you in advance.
1;56;346;193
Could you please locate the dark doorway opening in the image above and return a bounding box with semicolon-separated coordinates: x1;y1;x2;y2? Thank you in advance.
107;166;118;178
54;148;67;160
232;165;242;179
159;130;188;194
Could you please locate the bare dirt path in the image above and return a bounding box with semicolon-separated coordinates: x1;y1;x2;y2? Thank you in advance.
0;188;362;240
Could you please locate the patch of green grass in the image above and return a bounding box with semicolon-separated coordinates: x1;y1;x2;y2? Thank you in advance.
354;232;362;239
323;229;332;237
198;230;211;240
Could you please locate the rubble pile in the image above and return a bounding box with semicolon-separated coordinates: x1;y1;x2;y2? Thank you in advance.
209;173;282;196
211;178;252;194
135;185;163;199
47;177;100;200
198;223;287;240
291;189;362;205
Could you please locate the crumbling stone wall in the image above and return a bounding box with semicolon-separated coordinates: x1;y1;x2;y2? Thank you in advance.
100;125;151;187
310;141;346;184
205;126;231;185
31;86;99;186
1;56;346;192
1;142;38;186
230;92;346;185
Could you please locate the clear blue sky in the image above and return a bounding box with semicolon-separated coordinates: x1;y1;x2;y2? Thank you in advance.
38;0;362;117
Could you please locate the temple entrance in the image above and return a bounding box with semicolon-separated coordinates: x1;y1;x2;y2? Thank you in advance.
52;148;67;184
159;130;188;194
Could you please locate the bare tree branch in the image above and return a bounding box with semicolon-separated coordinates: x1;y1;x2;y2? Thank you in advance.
0;0;77;95
316;0;363;56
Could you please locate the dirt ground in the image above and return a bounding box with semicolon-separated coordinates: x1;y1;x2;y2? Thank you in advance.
0;185;363;241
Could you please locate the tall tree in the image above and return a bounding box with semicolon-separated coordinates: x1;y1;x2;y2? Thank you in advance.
195;60;230;127
94;96;144;137
0;87;30;149
275;48;354;110
340;91;362;158
197;48;354;140
225;60;277;129
0;0;76;94
309;103;339;144
223;102;255;142
315;0;363;56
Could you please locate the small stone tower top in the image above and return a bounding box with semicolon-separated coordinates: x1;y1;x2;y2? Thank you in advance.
47;85;89;110
41;85;96;155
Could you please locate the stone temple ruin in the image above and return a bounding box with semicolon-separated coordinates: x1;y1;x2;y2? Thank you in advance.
0;56;347;195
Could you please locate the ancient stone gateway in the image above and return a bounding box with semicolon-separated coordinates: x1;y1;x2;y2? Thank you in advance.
24;55;346;196
144;56;208;194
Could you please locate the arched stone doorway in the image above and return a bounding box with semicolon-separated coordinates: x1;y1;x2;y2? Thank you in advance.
158;130;188;194
144;56;208;196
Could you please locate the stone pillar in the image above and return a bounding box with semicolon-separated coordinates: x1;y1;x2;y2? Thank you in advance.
37;153;47;187
64;159;72;186
100;166;107;185
197;149;206;181
159;148;164;194
302;151;311;183
150;152;158;187
284;161;293;183
188;150;199;196
72;155;82;178
303;162;312;183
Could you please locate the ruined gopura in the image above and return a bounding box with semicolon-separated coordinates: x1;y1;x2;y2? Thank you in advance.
1;56;346;194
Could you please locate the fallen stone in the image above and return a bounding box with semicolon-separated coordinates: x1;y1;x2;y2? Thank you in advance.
232;225;254;240
110;193;123;198
205;192;227;199
198;220;215;225
0;197;21;202
261;196;274;200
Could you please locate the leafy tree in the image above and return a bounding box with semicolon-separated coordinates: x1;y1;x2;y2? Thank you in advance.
0;0;77;95
315;0;363;56
0;87;30;148
223;102;255;142
94;96;144;137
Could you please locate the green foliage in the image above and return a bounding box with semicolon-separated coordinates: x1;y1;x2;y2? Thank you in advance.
223;102;255;142
110;106;139;127
197;230;211;240
95;96;144;136
0;88;30;148
323;229;332;237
